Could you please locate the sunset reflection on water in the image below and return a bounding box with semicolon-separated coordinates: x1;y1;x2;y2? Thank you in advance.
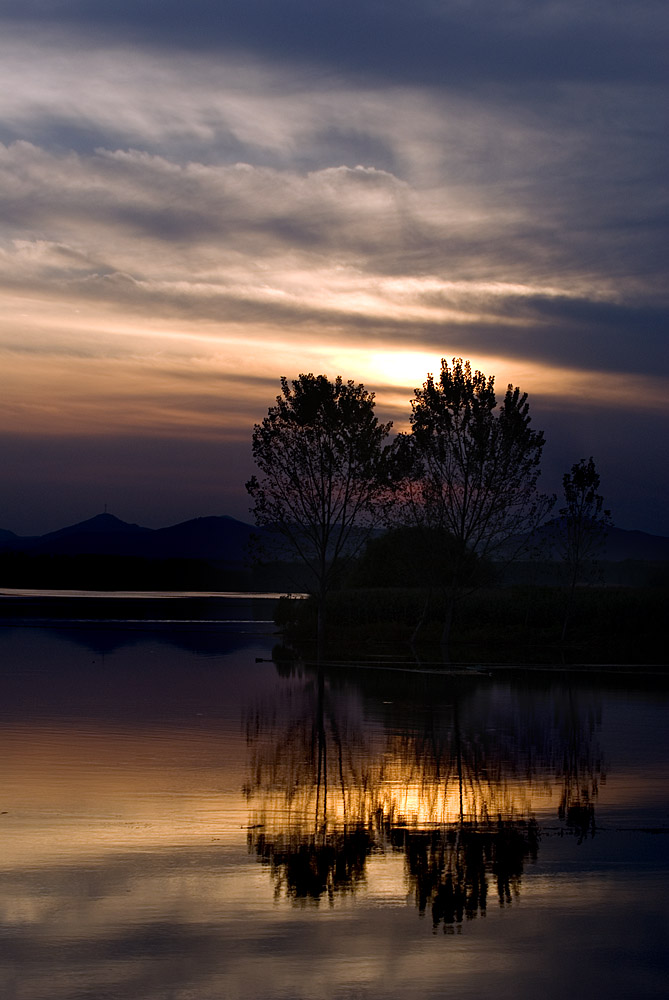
0;623;667;999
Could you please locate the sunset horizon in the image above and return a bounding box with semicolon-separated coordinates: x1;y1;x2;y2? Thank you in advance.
2;1;667;536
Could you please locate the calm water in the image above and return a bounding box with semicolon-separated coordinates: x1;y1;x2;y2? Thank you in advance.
0;597;668;999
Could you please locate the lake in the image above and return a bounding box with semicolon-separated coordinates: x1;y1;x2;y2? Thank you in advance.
0;594;667;999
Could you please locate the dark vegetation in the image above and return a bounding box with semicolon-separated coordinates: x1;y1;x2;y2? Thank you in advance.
557;456;612;641
275;582;668;665
0;552;240;591
272;520;668;665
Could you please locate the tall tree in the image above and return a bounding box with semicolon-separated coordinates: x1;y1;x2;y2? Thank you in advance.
403;357;552;650
246;373;392;649
559;456;612;641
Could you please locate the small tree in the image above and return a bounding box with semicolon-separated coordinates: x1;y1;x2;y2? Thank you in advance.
246;373;393;649
559;456;612;641
403;357;552;650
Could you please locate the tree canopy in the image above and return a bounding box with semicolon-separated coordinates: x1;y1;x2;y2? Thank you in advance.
405;358;550;557
400;357;553;646
559;456;612;640
246;373;392;645
559;457;612;572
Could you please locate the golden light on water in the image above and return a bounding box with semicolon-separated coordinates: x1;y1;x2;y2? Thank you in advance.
0;714;610;869
0;721;249;867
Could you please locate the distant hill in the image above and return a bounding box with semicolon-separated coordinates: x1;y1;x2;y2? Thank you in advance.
41;512;149;538
150;516;262;563
29;513;153;556
1;512;668;563
596;525;669;561
524;520;669;562
0;512;268;564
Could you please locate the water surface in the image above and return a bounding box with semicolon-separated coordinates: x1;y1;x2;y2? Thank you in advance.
0;604;667;999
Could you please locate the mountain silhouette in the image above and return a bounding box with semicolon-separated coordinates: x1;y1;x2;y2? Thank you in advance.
0;512;269;564
42;512;149;538
0;511;667;564
30;512;152;556
151;516;260;563
528;519;669;562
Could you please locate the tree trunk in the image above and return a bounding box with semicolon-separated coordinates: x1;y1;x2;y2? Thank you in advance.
561;568;578;643
440;597;454;663
316;595;326;662
441;550;466;663
410;587;432;647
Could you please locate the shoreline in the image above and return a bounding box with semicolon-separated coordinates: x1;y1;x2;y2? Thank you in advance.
2;590;667;675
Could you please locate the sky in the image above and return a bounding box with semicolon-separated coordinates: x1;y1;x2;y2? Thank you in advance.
1;0;667;536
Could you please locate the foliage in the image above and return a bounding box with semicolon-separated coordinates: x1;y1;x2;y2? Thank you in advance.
246;373;393;643
559;456;612;585
405;358;550;559
398;358;553;646
558;456;612;640
348;525;494;590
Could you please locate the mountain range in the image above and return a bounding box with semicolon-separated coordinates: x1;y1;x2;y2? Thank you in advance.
1;511;668;563
0;512;266;564
519;519;669;563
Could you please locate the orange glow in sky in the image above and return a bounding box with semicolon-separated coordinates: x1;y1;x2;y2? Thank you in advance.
0;9;666;534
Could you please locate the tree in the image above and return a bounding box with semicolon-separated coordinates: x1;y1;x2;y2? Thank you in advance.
350;525;491;591
559;456;612;641
246;373;393;649
402;357;552;649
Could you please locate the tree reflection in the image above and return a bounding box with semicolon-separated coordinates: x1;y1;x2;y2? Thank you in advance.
553;691;601;843
244;664;603;921
390;820;539;929
245;667;378;903
252;826;373;903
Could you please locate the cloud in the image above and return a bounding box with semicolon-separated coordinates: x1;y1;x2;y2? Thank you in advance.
0;141;416;253
0;4;666;534
1;25;665;299
1;140;665;360
4;1;666;90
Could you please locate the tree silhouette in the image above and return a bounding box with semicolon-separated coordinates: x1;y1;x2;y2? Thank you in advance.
246;374;392;651
400;358;552;651
559;457;612;641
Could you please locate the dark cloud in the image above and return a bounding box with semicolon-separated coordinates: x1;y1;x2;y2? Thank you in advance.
439;295;669;377
6;1;667;88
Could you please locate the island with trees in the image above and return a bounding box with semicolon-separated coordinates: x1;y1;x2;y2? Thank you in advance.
247;359;667;667
0;358;666;666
